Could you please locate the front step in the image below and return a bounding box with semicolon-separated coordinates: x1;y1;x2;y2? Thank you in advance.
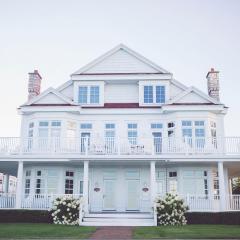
81;213;155;226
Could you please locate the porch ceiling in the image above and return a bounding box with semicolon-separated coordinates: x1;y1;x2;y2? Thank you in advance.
0;161;18;176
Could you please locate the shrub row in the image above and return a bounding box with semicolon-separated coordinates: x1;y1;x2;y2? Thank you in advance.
186;212;240;225
0;210;52;223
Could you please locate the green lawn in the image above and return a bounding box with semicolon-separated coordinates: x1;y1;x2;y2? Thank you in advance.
134;225;240;239
0;223;96;239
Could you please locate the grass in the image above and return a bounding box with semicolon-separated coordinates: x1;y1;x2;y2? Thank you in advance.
134;225;240;239
0;223;96;239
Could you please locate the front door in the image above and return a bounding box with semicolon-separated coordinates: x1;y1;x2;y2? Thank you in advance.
126;179;140;210
103;179;116;210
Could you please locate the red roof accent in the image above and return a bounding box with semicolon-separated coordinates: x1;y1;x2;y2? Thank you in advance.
78;73;165;75
30;104;75;106
82;103;161;108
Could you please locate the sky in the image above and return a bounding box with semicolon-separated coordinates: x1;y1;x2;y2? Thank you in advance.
0;0;239;136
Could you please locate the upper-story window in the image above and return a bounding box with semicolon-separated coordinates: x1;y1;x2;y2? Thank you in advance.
38;121;61;138
105;124;115;138
182;120;205;138
143;85;165;104
128;123;138;144
78;86;100;104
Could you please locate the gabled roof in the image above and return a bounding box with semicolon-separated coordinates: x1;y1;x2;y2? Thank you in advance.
22;87;77;106
71;44;171;75
168;86;221;105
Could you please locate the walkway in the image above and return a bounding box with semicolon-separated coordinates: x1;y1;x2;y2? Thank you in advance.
89;226;134;239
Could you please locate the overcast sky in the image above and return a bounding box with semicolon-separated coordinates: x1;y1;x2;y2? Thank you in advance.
0;0;239;136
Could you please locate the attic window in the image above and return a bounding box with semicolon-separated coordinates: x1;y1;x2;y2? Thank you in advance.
143;85;165;104
78;86;100;104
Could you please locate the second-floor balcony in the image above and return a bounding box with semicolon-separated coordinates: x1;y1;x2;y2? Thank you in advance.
0;136;240;157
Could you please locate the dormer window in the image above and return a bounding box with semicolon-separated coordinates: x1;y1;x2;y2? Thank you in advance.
78;86;100;104
140;81;167;106
75;81;104;106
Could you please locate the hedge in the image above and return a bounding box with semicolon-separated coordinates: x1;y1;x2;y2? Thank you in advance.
0;210;52;223
1;210;240;225
186;212;240;225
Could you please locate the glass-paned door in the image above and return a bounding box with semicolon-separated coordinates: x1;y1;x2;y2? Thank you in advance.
152;132;162;153
81;132;91;153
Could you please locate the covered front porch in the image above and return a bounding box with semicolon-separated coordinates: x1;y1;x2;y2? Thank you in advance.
0;159;240;212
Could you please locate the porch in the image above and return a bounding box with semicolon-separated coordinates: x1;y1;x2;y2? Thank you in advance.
0;160;240;212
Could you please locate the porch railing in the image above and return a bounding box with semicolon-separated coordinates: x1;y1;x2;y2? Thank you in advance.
0;193;240;211
0;137;240;156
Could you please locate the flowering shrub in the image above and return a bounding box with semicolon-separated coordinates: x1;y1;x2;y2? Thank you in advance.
50;196;82;225
155;193;188;226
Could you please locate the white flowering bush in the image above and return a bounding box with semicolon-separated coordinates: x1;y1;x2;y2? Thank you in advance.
155;193;188;226
50;196;82;225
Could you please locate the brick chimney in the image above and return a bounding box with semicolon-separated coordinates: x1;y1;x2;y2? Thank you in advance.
28;70;42;100
206;68;220;101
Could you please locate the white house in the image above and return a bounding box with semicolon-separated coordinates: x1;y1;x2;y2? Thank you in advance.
0;44;240;226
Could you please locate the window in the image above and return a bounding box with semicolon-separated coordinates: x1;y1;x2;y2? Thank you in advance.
144;86;153;103
128;123;138;144
151;123;163;129
35;170;45;194
168;122;175;137
90;86;99;104
182;120;205;140
169;171;177;178
80;123;92;129
143;85;166;104
78;86;100;104
105;123;115;138
25;170;31;196
78;86;88;104
213;171;219;195
28;122;34;138
65;171;74;194
156;86;165;103
79;181;83;195
38;121;61;139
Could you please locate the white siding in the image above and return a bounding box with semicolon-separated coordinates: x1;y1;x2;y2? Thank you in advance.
60;84;74;100
177;92;210;104
105;83;139;103
169;83;184;100
83;49;159;74
33;93;67;104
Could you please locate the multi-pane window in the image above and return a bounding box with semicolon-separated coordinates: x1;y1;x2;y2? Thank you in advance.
156;86;165;103
28;122;34;137
182;121;192;137
144;86;153;103
143;85;166;104
182;120;205;138
78;86;100;104
35;170;45;194
38;121;61;139
151;123;163;129
25;170;31;196
90;86;100;104
128;123;138;144
80;123;92;129
105;124;115;138
65;171;74;194
213;171;219;195
168;122;175;137
78;86;88;104
168;171;178;193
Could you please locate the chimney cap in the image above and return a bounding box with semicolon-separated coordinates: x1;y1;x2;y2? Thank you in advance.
28;69;42;79
206;67;219;78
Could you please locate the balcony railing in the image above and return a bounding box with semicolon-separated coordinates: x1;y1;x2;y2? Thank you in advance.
0;137;240;156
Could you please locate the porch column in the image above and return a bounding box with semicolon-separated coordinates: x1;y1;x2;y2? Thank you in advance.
150;161;156;204
16;161;23;209
3;174;9;193
83;161;89;213
218;161;226;211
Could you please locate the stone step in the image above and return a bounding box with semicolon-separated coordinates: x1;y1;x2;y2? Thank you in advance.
85;213;153;219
